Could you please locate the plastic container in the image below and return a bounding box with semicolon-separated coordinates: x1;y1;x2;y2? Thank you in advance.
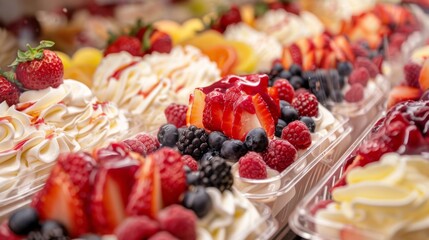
232;115;352;231
289;113;429;239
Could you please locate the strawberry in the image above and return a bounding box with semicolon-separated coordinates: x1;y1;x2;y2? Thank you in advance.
164;103;188;128
404;61;422;88
151;148;187;206
334;36;355;62
292;92;319;117
231;95;261;140
104;36;142;57
12;41;64;90
222;87;242;137
158;205;197;240
289;44;303;66
372;55;384;72
0;221;21;240
203;91;225;132
95;142;131;164
149;231;178;240
350;43;369;58
0;75;20;106
90;160;140;234
273;79;295;103
136;25;172;55
252;93;276;139
387;85;421;109
419;59;429;91
212;5;242;33
33;166;90;237
126;155;162;219
187;89;206;129
115;216;160;240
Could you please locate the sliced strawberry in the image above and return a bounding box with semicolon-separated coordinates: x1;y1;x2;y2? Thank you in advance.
90;160;139;234
281;46;293;70
231;95;262;140
419;59;429;91
222;87;243;137
303;51;316;71
187;89;206;128
203;91;225;131
330;41;346;62
334;35;355;62
387;85;421;109
321;51;336;69
296;38;314;54
34;167;90;237
253;93;275;138
148;31;172;54
314;49;325;67
126;155;162;219
312;34;331;50
289;43;303;66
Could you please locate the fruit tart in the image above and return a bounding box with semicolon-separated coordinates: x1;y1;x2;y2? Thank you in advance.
0;138;274;240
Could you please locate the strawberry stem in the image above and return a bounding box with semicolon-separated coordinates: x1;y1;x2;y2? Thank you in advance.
9;40;55;69
142;25;154;52
0;69;23;88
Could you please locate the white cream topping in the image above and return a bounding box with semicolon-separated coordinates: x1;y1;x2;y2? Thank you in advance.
255;10;324;46
197;188;262;240
316;153;429;240
224;23;282;72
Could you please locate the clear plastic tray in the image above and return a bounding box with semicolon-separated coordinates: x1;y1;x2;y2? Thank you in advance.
232;115;352;229
288;113;429;239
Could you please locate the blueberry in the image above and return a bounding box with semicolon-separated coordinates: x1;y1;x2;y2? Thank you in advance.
208;131;228;151
279;70;292;80
338;76;345;89
8;207;39;235
79;234;102;240
220;140;247;162
182;186;213;218
275;119;287;137
331;90;344;103
281;106;299;124
280;100;290;109
186;171;201;186
337;62;353;77
244;128;269;152
271;63;284;75
157;124;178;147
300;116;316;133
290;76;304;90
41;220;68;238
289;64;302;76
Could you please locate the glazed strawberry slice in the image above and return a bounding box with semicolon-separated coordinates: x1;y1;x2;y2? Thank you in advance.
90;160;139;234
282;44;303;69
222;87;243;137
231;95;262;140
203;91;225;131
187;89;206;128
387;85;421;109
34;166;90;237
253;93;276;138
334;36;355;62
126;155;162;219
321;51;336;69
419;59;429;91
303;51;316;71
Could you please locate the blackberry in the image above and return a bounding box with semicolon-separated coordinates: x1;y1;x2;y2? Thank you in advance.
176;125;209;160
199;157;233;192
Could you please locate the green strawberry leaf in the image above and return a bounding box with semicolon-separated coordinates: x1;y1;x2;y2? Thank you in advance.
9;40;55;68
142;24;154;52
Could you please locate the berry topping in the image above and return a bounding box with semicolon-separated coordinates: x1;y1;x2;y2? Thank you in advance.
273;79;295;103
263;139;297;172
123;138;147;156
182;186;213;218
281;106;300;124
39;220;68;240
12;41;64;90
220;139;248;162
199;156;233;192
289;76;304;90
404;61;422;88
348;67;370;87
212;5;242;33
289;63;303;76
181;155;198;172
337;61;353;77
136;133;160;154
276;119;287;138
105;36;142;57
176;125;209;160
115;216;160;240
350;43;369;58
344;84;364;103
419;60;429;91
292;92;319;117
158;124;179;148
8;207;39;236
245;128;269;153
0;75;20;106
158;205;197;240
238;152;267;179
300;116;316;133
354;57;379;78
208;131;228;151
281;120;312;149
164;103;188;128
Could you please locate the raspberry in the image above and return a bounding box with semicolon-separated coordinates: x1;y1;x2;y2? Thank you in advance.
291;92;319;117
273;79;295;103
0;76;20;106
344;84;364;103
354;57;379;78
164;103;188;128
152;148;187;206
348;67;370;87
181;155;198;171
158;205;197;240
294;88;309;97
372;55;384;72
281;120;311;149
404;61;422;88
123;138;147;155
350;43;368;58
148;231;178;240
136;133;160;154
115;216;160;240
262;139;297;172
238;152;267;179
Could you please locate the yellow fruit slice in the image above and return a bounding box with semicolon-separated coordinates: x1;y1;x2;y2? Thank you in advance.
72;47;103;69
65;67;93;88
240;4;256;27
182;30;227;50
227;40;257;74
55;51;72;71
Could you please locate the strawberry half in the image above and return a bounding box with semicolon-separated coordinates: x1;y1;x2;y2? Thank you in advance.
187;89;206;128
203;91;225;131
231;95;261;140
222;87;243;137
253;93;276;138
